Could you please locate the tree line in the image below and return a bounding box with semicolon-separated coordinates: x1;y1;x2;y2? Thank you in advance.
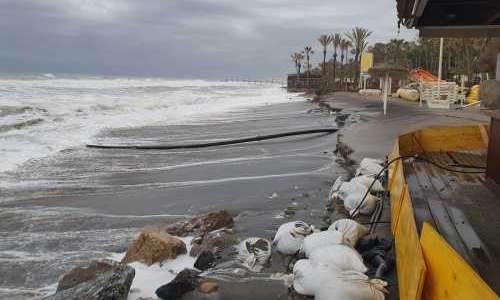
291;28;497;89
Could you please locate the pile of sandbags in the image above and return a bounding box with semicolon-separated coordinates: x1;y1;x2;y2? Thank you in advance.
330;158;386;217
273;218;387;299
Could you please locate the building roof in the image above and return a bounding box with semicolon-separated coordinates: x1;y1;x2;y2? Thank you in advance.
396;0;500;37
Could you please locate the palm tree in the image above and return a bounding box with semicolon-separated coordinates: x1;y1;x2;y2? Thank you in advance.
331;33;342;88
318;34;333;76
345;27;372;87
339;39;348;88
303;46;314;87
386;39;409;66
340;39;352;90
291;52;304;77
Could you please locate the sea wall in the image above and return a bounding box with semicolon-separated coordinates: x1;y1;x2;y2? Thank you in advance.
287;73;322;91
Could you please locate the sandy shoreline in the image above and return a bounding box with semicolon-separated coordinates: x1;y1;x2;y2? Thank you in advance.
0;92;489;299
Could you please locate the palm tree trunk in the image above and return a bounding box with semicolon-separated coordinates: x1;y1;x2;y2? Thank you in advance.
322;50;327;76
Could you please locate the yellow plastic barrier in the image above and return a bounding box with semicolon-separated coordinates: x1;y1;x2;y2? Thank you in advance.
394;191;427;300
466;85;480;104
389;125;496;300
389;160;405;234
420;223;498;300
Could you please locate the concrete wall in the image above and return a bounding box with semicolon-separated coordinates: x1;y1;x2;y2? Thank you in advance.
287;74;322;90
496;53;500;81
480;80;500;110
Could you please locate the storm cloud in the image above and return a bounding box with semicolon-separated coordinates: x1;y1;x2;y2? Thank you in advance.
0;0;417;79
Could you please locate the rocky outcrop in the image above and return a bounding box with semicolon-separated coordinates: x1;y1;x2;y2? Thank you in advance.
166;210;234;237
122;229;187;266
56;260;116;292
44;260;134;300
155;268;200;300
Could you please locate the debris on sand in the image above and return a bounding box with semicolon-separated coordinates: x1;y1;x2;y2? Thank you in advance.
166;210;234;237
122;229;187;266
235;237;272;272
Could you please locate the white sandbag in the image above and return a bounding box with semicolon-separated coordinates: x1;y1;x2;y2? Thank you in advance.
361;157;384;166
315;270;387;300
292;259;339;296
329;218;369;247
350;175;384;192
301;230;345;257
336;181;380;217
356;158;384;177
359;89;382;96
309;244;367;273
235;237;271;272
328;176;345;201
273;221;312;255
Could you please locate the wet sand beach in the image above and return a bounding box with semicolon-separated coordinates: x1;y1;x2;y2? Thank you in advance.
0;91;488;299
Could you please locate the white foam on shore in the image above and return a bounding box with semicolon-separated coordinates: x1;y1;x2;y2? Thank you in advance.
109;236;195;300
0;77;299;174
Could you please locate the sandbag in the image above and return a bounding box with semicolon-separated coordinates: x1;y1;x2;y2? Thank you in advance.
301;230;345;257
397;88;420;102
315;270;387;300
328;176;345;201
273;221;312;255
356;158;384;177
292;259;338;296
335;181;380;216
309;244;367;273
359;89;382;96
235;237;271;272
329;219;369;247
350;175;384;192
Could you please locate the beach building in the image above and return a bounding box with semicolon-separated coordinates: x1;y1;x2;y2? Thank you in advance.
389;0;500;299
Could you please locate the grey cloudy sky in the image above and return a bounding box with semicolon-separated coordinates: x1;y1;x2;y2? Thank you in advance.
0;0;417;79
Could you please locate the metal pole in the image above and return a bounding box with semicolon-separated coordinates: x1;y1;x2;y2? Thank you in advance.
437;37;444;99
384;73;389;115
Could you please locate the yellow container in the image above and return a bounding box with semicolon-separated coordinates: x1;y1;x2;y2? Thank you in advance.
466;85;480;104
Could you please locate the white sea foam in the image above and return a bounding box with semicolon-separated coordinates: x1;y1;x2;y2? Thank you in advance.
0;76;297;173
109;236;195;300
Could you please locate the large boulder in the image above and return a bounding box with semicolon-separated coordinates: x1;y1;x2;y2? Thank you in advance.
56;260;116;292
166;210;234;237
122;229;187;266
155;268;200;300
44;260;134;300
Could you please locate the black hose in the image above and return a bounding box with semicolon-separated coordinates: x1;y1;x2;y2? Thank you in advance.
86;128;338;150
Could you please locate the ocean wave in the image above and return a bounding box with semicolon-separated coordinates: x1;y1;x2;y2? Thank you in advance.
0;78;293;173
0;118;44;133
